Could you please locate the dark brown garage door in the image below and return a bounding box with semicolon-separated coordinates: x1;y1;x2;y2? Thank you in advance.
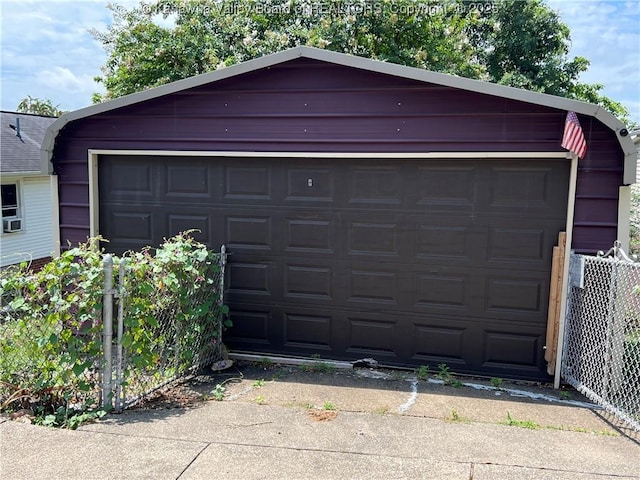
99;155;569;380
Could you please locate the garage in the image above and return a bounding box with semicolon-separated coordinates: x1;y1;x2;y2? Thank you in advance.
44;47;636;381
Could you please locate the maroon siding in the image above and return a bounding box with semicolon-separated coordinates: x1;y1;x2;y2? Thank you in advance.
52;58;624;252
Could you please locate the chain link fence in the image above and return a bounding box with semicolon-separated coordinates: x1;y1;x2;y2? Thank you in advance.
562;247;640;431
0;235;228;426
106;245;227;412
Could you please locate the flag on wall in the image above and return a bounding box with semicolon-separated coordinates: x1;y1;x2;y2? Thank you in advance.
561;111;587;159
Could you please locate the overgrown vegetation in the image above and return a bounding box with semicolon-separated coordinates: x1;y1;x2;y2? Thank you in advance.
0;233;227;427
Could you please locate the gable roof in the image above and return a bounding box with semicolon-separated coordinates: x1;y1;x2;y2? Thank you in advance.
42;46;637;183
2;111;56;175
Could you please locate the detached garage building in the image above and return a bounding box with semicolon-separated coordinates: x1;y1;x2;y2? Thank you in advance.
43;47;637;381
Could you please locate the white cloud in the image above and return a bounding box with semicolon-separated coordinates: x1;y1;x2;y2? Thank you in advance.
1;0;638;123
1;0;111;111
36;66;96;93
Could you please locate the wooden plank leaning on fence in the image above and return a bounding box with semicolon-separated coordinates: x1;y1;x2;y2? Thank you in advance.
545;232;566;376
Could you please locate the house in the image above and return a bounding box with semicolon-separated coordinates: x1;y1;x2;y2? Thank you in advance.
1;111;57;269
42;47;637;381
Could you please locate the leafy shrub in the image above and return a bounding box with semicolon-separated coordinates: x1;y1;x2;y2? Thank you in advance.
0;232;227;427
0;238;104;427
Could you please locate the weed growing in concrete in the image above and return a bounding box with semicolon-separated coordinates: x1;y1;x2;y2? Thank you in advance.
502;411;539;429
436;363;462;387
559;390;571;400
252;379;266;388
255;395;266;405
300;360;335;374
490;377;504;389
416;365;430;380
323;401;336;411
210;384;226;401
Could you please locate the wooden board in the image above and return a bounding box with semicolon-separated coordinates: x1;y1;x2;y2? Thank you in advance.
545;232;566;375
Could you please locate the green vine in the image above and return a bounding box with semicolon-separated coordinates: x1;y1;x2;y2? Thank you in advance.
0;232;228;428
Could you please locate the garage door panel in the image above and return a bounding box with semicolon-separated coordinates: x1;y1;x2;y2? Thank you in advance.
99;155;569;380
162;161;213;200
99;156;155;200
284;213;336;255
223;164;274;202
345;314;400;359
225;214;274;252
488;227;545;262
285;167;335;204
167;213;210;242
412;272;470;310
283;311;333;351
226;307;271;347
346;267;403;306
101;206;159;254
417;164;476;211
226;261;274;301
413;220;486;266
284;263;334;302
481;327;545;374
484;273;550;324
410;321;469;366
487;164;569;217
343;212;414;260
347;165;404;207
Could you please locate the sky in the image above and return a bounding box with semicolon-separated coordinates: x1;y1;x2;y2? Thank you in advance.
1;0;639;125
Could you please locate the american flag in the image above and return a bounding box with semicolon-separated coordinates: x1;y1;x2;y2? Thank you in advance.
561;111;587;159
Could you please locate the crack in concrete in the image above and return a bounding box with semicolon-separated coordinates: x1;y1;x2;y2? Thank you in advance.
397;379;418;414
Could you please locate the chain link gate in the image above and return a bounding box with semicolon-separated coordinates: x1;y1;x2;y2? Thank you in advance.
562;242;640;431
102;245;227;412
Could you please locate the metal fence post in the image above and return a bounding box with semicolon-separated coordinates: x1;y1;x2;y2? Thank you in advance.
114;258;127;412
102;254;114;410
218;245;227;358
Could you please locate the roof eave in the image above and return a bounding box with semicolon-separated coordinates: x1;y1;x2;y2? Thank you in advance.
41;45;636;183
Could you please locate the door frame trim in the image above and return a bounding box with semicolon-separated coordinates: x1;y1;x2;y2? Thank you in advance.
89;148;575;383
88;149;570;238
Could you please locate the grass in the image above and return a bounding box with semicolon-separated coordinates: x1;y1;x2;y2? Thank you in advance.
447;408;469;423
254;357;274;369
416;365;430;380
300;360;335;374
322;401;336;411
490;377;504;389
209;384;226;401
502;411;539;429
436;363;462;387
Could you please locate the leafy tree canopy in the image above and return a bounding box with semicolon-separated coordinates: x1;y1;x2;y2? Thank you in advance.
91;0;629;123
16;96;64;117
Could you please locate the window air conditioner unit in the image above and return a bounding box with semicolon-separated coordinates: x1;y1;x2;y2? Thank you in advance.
3;218;23;233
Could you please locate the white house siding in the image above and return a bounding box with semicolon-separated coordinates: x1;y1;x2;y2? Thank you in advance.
0;176;53;267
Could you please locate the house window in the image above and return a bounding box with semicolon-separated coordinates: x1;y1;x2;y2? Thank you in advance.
1;184;19;218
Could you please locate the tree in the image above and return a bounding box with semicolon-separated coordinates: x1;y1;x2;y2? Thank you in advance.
16;96;64;117
471;0;629;121
91;0;629;123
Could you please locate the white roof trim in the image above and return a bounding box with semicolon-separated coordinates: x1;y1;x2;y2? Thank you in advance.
42;46;637;183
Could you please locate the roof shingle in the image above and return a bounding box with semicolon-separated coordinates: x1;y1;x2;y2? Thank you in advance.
1;111;56;174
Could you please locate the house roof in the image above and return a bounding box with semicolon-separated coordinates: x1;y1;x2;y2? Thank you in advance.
2;111;56;175
41;46;638;183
